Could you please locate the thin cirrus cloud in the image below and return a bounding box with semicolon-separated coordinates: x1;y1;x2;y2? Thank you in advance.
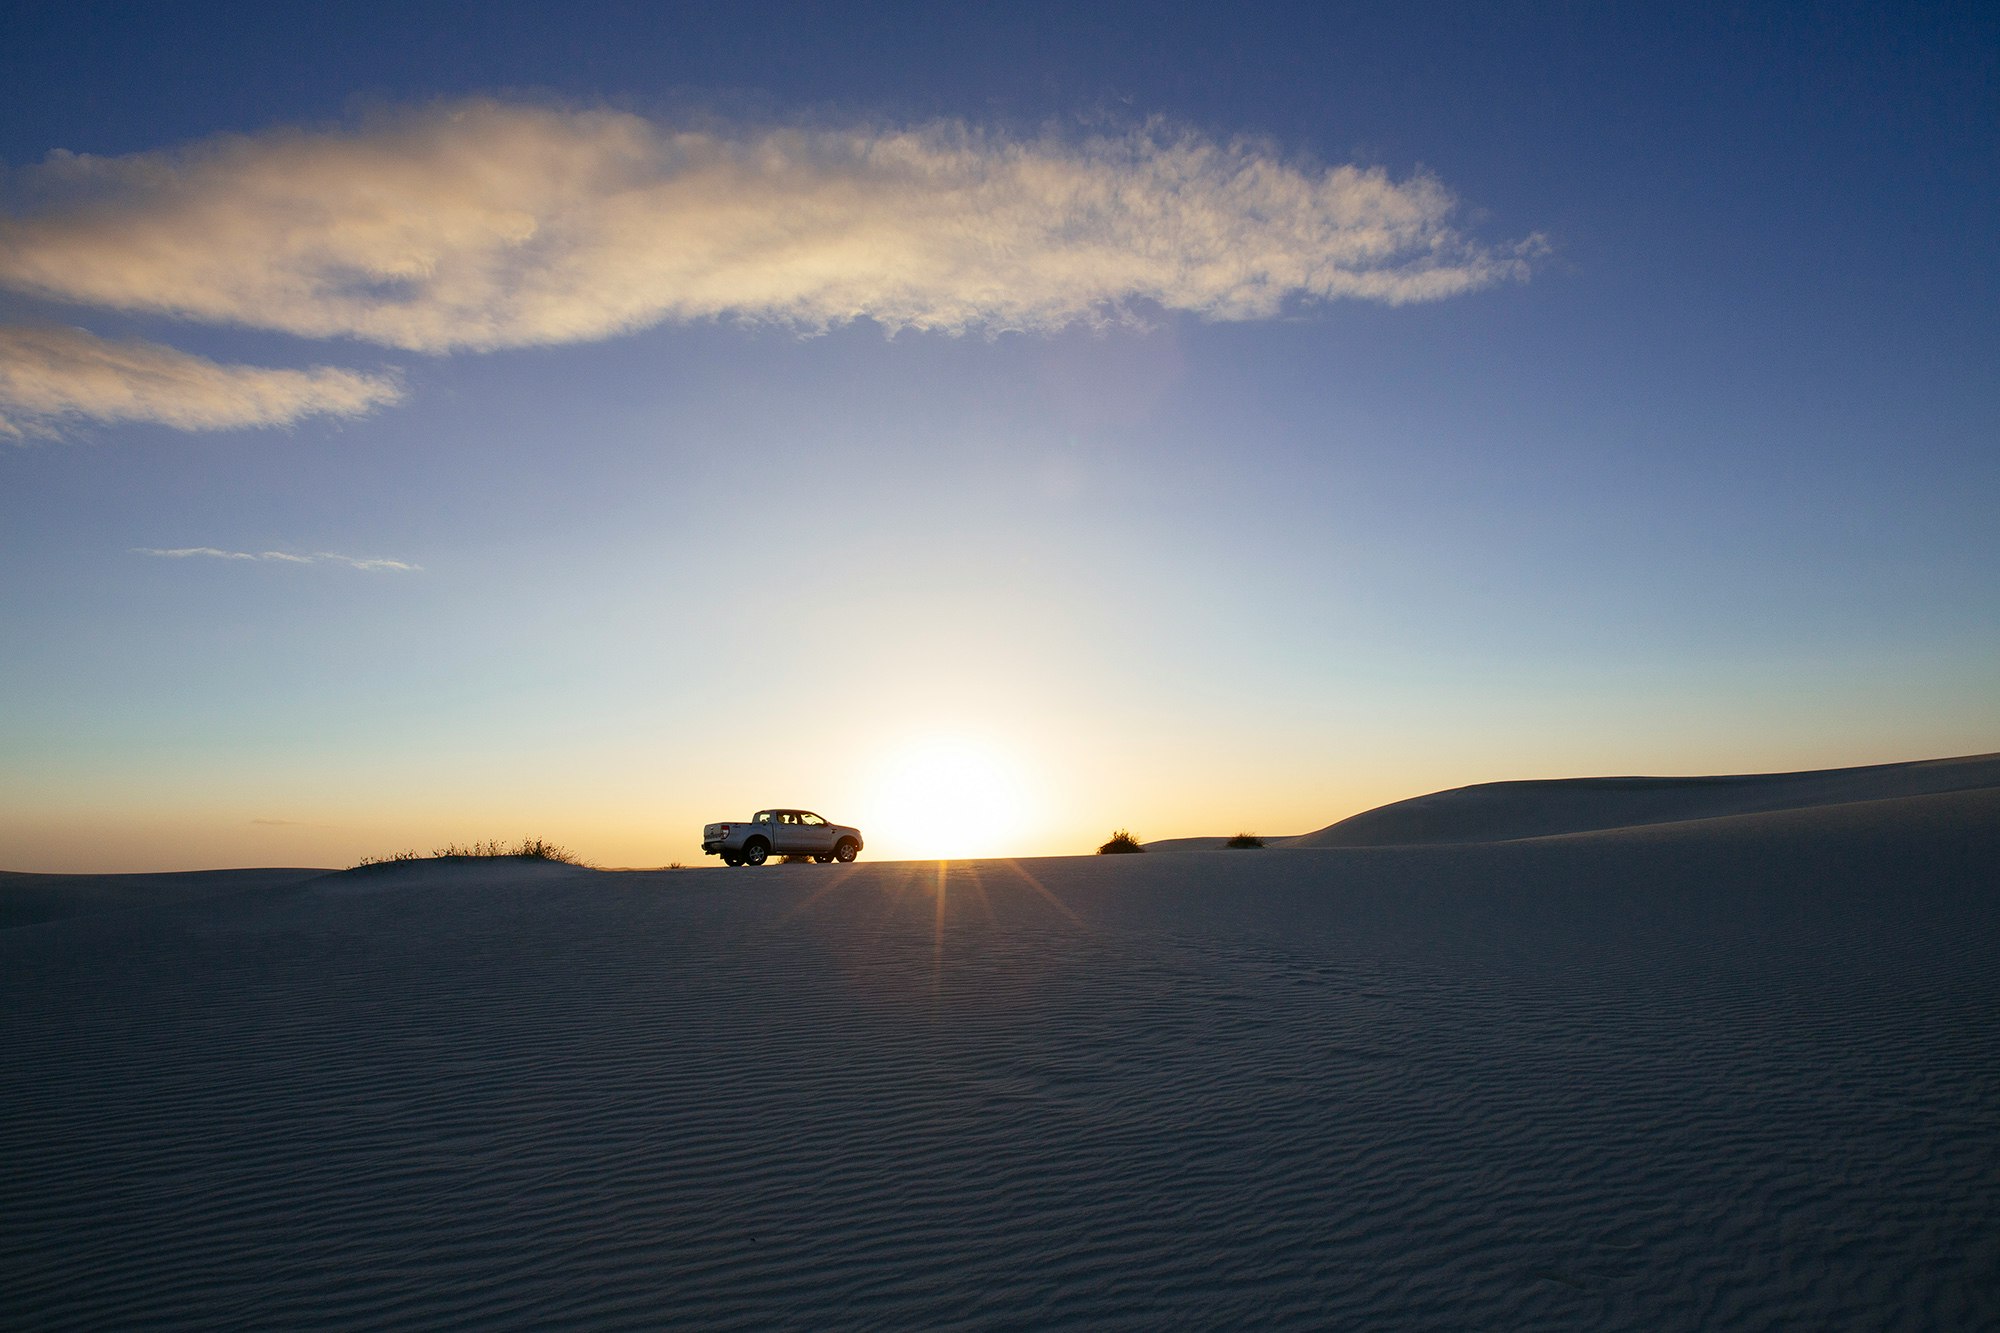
0;325;402;438
0;98;1541;430
133;547;421;572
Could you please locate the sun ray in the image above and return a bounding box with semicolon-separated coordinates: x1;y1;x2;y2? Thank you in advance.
881;859;925;910
933;859;948;996
961;859;997;923
1000;858;1085;927
772;861;867;925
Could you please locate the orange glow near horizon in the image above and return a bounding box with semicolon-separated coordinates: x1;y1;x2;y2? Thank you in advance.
10;721;1976;873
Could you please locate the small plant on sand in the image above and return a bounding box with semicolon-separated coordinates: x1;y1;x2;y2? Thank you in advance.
1098;829;1145;855
1225;833;1266;849
779;853;814;864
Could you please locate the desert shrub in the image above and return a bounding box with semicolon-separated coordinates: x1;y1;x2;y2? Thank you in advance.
1225;833;1266;849
780;854;813;864
1098;829;1145;854
433;839;507;858
510;838;581;864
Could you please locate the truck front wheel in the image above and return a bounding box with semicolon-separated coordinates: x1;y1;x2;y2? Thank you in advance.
834;839;859;863
741;838;770;866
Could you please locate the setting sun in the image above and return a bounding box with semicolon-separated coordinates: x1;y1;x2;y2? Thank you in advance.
859;737;1035;861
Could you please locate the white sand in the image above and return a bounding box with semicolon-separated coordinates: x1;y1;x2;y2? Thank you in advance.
4;757;1997;1328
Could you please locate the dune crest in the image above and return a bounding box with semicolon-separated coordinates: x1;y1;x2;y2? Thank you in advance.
1288;752;2000;848
317;857;597;891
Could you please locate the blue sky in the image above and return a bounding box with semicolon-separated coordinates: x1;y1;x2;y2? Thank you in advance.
2;1;1995;869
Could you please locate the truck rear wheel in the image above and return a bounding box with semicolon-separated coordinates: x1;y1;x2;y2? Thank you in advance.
834;838;859;863
742;838;770;866
813;854;834;864
722;853;743;867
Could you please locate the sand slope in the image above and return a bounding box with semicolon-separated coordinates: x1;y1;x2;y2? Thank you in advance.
0;866;330;929
4;783;1997;1329
1137;834;1303;852
1290;751;2000;847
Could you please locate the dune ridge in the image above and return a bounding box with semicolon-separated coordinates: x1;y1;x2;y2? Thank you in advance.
1280;751;2000;848
0;867;331;929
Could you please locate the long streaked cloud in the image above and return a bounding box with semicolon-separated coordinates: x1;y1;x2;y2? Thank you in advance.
133;546;420;571
0;100;1539;358
0;325;401;438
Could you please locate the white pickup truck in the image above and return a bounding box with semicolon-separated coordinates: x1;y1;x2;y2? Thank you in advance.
702;809;864;867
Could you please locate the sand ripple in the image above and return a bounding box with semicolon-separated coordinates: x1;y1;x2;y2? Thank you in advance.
4;797;1997;1328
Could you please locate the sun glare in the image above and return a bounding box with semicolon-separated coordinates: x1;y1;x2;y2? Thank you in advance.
863;738;1033;861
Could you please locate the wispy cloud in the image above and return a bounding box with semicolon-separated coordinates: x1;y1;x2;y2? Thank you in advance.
0;325;402;438
1;100;1540;357
133;547;420;571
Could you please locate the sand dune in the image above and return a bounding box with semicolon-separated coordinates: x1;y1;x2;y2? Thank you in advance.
1287;751;2000;847
0;866;329;929
1138;834;1304;852
4;767;1997;1327
324;857;597;889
